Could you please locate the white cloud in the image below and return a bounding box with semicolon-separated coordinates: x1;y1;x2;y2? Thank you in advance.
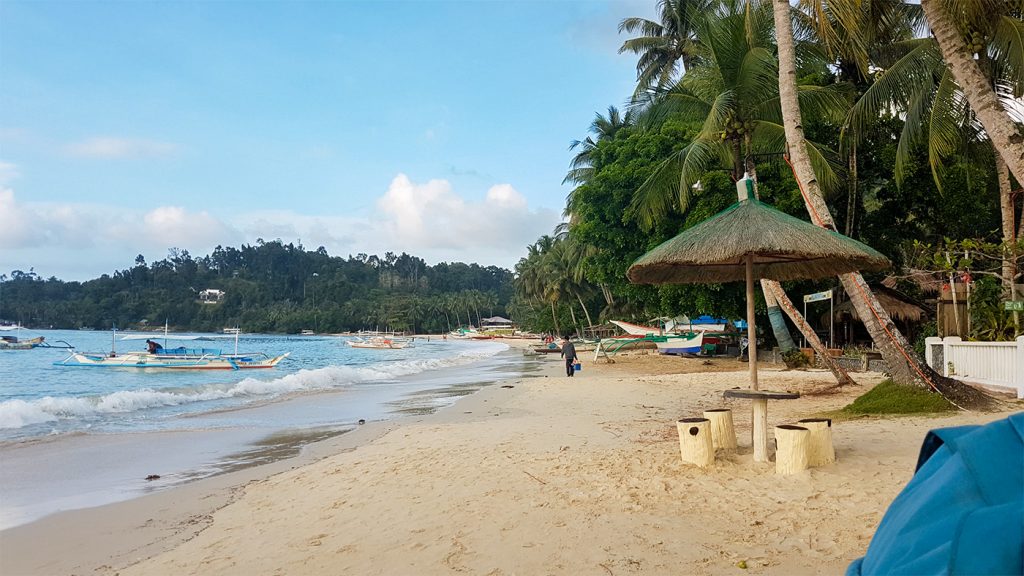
374;173;559;259
0;186;240;260
65;137;179;159
0;173;559;280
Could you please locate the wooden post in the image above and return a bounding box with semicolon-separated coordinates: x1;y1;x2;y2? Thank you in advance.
752;397;769;462
746;255;758;391
797;418;836;467
677;418;714;468
774;424;810;475
702;408;737;451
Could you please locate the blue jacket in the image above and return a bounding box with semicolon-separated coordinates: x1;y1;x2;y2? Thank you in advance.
848;412;1023;575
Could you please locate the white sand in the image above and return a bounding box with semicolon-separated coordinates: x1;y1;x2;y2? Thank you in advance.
3;346;1016;575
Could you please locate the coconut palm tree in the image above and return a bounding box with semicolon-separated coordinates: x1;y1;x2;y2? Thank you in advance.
626;0;846;229
624;0;857;382
772;0;995;406
920;0;1024;183
564;106;636;187
619;0;717;96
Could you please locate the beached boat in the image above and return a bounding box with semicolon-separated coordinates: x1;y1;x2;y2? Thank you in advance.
54;332;288;370
346;336;411;349
652;332;704;355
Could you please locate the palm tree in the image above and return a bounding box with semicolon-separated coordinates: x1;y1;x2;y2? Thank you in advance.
563;106;635;188
625;0;854;376
626;0;845;228
772;0;994;406
619;0;717;96
920;0;1024;183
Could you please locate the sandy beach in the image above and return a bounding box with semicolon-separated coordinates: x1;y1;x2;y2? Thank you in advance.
2;340;1018;576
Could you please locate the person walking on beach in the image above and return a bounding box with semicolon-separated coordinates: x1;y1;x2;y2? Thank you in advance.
560;337;578;377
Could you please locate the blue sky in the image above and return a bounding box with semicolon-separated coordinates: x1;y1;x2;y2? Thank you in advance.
0;0;655;281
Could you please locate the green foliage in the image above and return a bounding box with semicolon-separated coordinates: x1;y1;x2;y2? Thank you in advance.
781;347;810;368
841;379;956;415
1;242;514;334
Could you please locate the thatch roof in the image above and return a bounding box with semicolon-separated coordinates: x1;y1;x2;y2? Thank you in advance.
627;198;891;284
882;272;945;294
835;285;928;322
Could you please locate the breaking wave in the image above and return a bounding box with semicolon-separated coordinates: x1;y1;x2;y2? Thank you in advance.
0;341;508;430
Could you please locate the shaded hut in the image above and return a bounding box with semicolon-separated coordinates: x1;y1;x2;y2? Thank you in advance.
833;285;929;345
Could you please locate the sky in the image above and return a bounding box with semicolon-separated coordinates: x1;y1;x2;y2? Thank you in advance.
0;0;657;281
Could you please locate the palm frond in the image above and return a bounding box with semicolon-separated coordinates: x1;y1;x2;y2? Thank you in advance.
992;15;1024;98
845;39;942;142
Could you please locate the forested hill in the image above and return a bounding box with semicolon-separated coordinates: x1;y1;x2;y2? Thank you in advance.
0;240;514;334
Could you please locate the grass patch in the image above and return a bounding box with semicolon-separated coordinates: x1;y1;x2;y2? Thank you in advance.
840;379;956;416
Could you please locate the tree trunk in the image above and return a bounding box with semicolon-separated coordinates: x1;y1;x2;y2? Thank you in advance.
772;0;993;409
575;292;594;329
760;281;797;351
550;300;561;337
845;141;857;237
996;153;1019;329
764;280;856;387
921;0;1024;184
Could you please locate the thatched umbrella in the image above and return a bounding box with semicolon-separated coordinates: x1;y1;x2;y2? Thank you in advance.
628;177;890;391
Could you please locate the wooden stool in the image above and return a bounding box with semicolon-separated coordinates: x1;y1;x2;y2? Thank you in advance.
677;418;714;468
702;408;737;451
798;418;836;467
774;424;810;475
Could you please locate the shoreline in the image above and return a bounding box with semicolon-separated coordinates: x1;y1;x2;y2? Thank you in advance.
0;349;540;575
0;341;531;529
3;344;1018;575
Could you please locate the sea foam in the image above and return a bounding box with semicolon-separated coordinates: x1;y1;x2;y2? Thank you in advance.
0;341;509;430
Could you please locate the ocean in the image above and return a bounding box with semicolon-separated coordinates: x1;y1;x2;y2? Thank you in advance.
0;329;530;529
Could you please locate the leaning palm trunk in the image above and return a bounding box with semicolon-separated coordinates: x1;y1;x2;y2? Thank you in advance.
772;0;993;409
575;292;594;330
764;280;856;387
921;0;1024;183
549;300;561;336
760;280;797;351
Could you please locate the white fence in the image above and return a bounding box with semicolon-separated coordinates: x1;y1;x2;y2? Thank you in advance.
925;336;1024;399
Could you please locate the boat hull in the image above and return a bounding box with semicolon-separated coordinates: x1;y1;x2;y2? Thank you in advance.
346;338;410;349
55;351;289;370
653;333;704;355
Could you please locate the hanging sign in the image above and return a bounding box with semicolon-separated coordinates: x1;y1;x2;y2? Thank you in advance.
1004;301;1024;311
803;289;833;303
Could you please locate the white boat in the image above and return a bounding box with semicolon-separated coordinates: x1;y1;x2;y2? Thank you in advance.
222;327;241;335
346;336;411;349
609;320;663;337
55;330;288;370
652;332;704;355
300;330;315;336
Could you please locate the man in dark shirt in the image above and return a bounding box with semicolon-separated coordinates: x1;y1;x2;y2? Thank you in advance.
560;337;578;377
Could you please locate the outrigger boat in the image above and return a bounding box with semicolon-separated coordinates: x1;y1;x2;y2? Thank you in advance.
54;329;288;370
346;336;411;349
0;334;45;350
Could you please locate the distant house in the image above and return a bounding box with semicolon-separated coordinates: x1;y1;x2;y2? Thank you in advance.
199;289;225;304
480;316;515;334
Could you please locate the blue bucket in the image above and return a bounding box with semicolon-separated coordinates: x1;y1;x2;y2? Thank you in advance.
573;362;582;372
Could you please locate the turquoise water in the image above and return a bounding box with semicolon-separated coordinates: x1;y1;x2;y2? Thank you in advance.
0;329;515;440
